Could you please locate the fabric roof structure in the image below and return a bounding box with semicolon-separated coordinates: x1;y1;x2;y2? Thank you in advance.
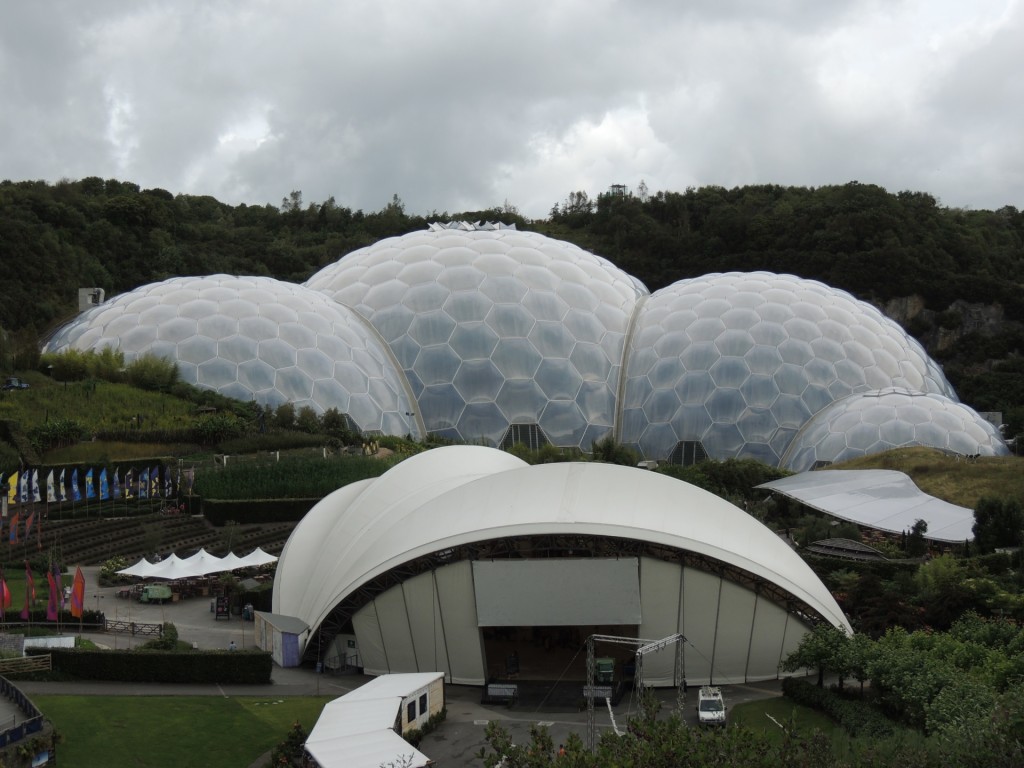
305;673;439;768
274;445;850;685
757;470;976;542
116;548;279;580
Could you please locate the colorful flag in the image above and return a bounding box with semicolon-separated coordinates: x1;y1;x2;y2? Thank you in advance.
46;470;56;503
139;468;149;499
125;468;134;499
25;511;35;536
112;467;121;499
20;562;35;620
30;469;41;502
70;566;86;619
6;472;16;506
58;468;66;502
19;471;28;503
46;568;59;621
164;466;172;497
99;468;109;500
150;466;160;497
8;513;17;543
0;571;10;620
85;468;96;499
71;469;81;501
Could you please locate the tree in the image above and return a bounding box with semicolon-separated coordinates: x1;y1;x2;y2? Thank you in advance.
973;497;1024;553
780;622;851;687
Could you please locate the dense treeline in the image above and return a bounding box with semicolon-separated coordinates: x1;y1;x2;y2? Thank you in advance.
1;177;1021;421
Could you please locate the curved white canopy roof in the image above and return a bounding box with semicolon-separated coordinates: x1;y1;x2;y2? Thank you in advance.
274;446;850;634
758;469;976;542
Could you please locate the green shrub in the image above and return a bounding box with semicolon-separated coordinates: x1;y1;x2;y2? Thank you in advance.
125;354;179;392
782;677;897;738
34;647;273;683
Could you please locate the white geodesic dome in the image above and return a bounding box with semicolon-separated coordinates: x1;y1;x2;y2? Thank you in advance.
44;275;417;435
305;226;648;449
780;388;1010;471
618;272;958;465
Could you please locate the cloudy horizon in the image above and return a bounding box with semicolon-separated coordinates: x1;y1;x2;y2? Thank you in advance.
2;1;1021;218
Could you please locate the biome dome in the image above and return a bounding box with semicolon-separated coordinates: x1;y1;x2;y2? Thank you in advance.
44;226;1008;466
43;274;417;436
618;272;960;465
304;224;647;450
781;388;1009;471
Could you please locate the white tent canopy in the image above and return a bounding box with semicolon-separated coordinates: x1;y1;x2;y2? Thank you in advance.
757;469;976;542
116;548;278;580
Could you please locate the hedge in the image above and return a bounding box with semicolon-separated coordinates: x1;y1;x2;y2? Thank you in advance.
202;498;319;526
29;647;273;684
782;677;897;738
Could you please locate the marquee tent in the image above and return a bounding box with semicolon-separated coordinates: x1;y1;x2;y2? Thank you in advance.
116;548;278;580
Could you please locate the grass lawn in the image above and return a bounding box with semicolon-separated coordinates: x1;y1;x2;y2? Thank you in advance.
730;697;843;744
34;695;332;767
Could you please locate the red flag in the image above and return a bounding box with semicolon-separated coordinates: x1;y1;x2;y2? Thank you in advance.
8;513;18;544
0;571;10;620
25;511;35;536
70;566;86;619
20;562;35;620
46;568;59;621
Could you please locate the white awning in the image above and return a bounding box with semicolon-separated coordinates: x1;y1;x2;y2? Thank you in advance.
758;469;975;543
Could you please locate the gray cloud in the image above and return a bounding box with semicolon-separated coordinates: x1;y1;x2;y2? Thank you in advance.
2;0;1020;217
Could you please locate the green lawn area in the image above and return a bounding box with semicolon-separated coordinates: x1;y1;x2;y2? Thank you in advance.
35;695;332;768
730;697;843;744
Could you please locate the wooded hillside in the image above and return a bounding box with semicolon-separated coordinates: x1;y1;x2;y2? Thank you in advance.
1;177;1021;434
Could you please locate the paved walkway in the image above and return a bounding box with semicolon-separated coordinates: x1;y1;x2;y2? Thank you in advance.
6;565;790;767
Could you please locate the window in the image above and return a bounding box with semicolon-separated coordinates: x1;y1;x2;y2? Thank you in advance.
407;701;416;723
669;441;708;466
419;693;427;714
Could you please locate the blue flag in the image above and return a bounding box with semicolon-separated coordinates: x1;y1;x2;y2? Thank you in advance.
85;468;96;498
71;469;81;501
99;468;109;500
139;468;149;499
112;468;120;499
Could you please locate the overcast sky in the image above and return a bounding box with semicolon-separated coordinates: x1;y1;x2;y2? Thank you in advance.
2;0;1021;219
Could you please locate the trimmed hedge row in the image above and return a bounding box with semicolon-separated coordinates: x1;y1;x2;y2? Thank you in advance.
29;647;273;684
782;677;896;738
202;498;319;526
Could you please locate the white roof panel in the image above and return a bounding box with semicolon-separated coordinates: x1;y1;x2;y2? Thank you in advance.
758;469;975;542
276;446;851;642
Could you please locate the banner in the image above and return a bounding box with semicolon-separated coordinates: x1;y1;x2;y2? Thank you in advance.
139;468;149;499
8;513;17;544
71;469;81;502
164;466;172;497
19;471;28;503
70;566;86;619
150;465;160;497
58;468;66;502
0;571;10;620
25;511;35;536
125;468;134;499
20;561;35;620
112;467;121;500
30;469;41;503
46;470;56;503
46;569;59;621
6;472;16;507
85;468;96;499
100;468;109;500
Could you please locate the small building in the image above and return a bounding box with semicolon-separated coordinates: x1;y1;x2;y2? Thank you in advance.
304;672;444;768
253;612;308;668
